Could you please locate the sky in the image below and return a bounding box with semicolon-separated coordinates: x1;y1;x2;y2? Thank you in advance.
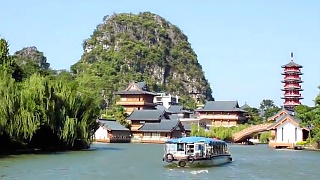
1;0;319;108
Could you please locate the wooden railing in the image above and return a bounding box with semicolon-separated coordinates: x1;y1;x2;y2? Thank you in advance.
233;123;272;142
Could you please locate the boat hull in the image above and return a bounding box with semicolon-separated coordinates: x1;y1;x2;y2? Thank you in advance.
165;155;232;168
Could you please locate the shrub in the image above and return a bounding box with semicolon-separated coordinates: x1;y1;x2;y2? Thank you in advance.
296;141;308;146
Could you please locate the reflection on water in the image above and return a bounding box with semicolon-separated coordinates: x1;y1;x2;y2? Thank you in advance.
0;143;320;180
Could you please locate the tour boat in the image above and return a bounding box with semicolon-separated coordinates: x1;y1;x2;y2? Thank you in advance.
162;137;232;167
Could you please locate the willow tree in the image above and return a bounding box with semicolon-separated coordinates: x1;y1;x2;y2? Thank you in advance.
0;69;18;136
1;38;100;151
46;78;100;147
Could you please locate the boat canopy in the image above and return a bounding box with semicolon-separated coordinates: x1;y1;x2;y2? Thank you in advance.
166;137;227;146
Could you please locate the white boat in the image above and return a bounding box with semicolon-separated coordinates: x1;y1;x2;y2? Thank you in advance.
162;137;232;167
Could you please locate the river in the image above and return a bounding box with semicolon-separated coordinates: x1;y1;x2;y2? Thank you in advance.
0;143;319;180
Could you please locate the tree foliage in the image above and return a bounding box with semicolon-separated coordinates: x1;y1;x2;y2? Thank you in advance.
0;38;100;152
258;99;281;119
295;88;320;147
264;106;281;119
190;124;250;141
259;99;276;111
244;107;264;125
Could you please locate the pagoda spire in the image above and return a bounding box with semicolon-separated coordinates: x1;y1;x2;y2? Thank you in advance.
291;52;294;61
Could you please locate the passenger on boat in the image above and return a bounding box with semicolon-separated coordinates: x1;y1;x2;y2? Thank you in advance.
178;144;184;151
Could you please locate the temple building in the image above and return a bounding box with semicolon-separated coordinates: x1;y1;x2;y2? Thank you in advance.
281;52;303;110
115;81;157;115
126;109;185;143
267;108;310;148
195;101;248;127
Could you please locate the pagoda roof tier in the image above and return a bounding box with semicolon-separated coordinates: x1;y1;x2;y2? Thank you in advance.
281;97;304;99
281;88;303;91
283;103;302;107
281;60;303;68
281;80;303;83
281;96;304;100
281;72;303;75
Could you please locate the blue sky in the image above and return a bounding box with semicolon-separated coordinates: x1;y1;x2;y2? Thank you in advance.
1;0;319;108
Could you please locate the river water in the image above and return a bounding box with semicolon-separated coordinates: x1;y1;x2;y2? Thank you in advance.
0;143;319;180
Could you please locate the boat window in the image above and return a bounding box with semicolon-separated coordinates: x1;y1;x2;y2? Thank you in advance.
213;145;217;155
166;144;176;153
186;144;194;154
217;145;221;154
177;143;184;151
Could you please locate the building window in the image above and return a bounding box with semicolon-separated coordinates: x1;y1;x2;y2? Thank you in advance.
144;133;151;137
121;98;127;101
282;127;284;141
295;127;297;141
152;133;160;137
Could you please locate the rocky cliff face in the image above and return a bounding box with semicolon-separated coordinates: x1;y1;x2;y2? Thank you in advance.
71;12;213;102
14;46;50;69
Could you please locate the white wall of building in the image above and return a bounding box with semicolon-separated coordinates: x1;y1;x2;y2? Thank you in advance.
275;120;303;143
153;93;179;109
94;126;109;140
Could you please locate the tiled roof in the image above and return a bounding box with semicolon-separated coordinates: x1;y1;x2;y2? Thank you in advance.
283;108;295;116
168;105;183;112
115;90;157;96
135;81;147;90
269;108;296;121
281;60;303;68
169;114;180;120
138;119;184;132
127;110;165;121
98;119;129;131
181;122;192;131
196;101;247;112
115;81;157;96
168;105;192;114
275;114;287;122
156;105;172;113
268;114;302;129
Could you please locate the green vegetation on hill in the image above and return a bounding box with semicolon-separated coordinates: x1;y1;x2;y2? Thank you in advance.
71;12;213;109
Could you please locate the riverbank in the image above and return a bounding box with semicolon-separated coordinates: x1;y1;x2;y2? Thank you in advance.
303;146;320;152
0;143;92;157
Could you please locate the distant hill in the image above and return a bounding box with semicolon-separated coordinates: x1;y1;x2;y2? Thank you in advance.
71;12;213;107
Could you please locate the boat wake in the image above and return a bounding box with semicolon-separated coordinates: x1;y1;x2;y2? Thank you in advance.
190;170;209;174
275;149;297;152
166;168;209;174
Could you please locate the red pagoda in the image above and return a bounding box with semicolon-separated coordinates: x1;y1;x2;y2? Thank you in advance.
281;52;303;110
